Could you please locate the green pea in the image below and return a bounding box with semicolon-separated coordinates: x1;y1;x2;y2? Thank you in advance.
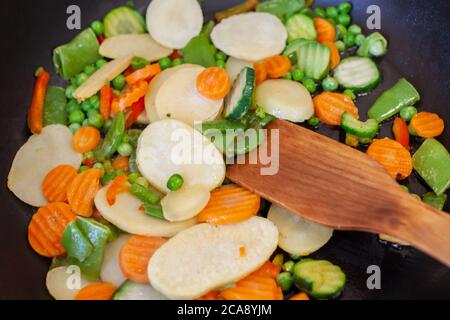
308;116;320;127
88;113;104;129
159;57;172;70
167;174;184;191
282;72;292;80
348;24;362;35
81;100;93;112
96;59;108;69
326;6;339;18
75;73;89;86
335;40;346;52
215;51;227;61
88;95;100;110
291;69;304;82
289;254;301;260
272;254;284;266
277;272;294;292
91;20;104;36
104;119;113;130
282;260;295;273
327;17;337;26
131;57;150;70
112;75;126;91
313;7;326;18
302;78;317;93
337;14;351;27
322;76;339;91
93;162;104;170
343;32;356;47
401;185;409;193
411;194;421;201
65;84;77;99
79;165;90;173
103;160;113;173
408;124;417;136
172;58;182;66
338;2;352;14
83;151;95;160
69;123;81;134
335;24;347;40
84;65;97;76
118;142;133;157
82;119;90;127
400;106;417;123
355;34;366;46
216;60;227;68
66;100;80;113
128;172;141;184
69;110;86;124
135;177;149;188
343;89;356;100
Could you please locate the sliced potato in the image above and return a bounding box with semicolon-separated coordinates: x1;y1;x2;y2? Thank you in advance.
74;55;132;101
145;64;198;123
46;266;95;300
226;57;254;82
100;234;131;287
161;185;210;222
256;79;314;123
136;119;225;193
95;185;196;237
146;0;203;49
268;205;333;256
148;217;279;300
211;12;287;62
99;34;172;62
7;125;82;207
155;66;223;125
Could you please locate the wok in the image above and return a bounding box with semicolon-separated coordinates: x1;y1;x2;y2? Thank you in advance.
0;0;449;299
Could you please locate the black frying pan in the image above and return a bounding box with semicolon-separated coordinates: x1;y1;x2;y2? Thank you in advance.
1;0;449;299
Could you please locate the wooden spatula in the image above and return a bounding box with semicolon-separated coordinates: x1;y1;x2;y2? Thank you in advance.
226;119;450;267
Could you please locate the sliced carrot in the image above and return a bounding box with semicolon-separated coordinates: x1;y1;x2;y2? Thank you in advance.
367;138;413;180
106;174;129;206
100;84;113;120
392;117;410;150
28;202;76;257
75;283;116;300
197;185;260;225
119;235;167;284
126;63;161;85
410;112;445;138
314;18;336;44
197;291;223;300
254;61;268;85
111;80;149;115
290;292;310;300
264;55;292;79
112;156;130;172
28;68;50;134
42;165;78;202
196;67;231;100
323;41;341;69
313;92;359;126
253;261;281;279
72;126;101;153
66;168;103;217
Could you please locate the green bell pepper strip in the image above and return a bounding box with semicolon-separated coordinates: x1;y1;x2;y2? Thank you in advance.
357;32;388;57
422;192;447;211
75;217;111;280
43;86;68;126
368;79;420;123
142;202;165;220
53;29;101;81
95;112;125;161
130;183;160;205
61;222;93;262
413;139;450;195
341;112;379;138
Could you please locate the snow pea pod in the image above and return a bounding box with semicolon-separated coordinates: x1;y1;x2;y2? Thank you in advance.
422;192;447;211
43;86;68;126
95;112;125;161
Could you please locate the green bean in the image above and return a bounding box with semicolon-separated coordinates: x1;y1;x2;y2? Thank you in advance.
95;112;125;161
130;183;160;205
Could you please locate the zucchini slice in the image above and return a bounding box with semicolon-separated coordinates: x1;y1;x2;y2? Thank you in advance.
293;260;346;299
341;112;379;138
285;13;317;42
283;38;313;63
224;67;255;121
296;42;330;81
113;281;168;300
334;57;381;93
103;6;146;38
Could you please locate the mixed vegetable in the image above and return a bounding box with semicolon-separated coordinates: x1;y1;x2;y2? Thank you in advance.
6;0;449;301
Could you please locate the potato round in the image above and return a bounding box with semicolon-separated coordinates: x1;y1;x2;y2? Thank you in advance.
256;79;314;123
136;119;225;193
148;217;279;300
100;234;131;287
7;125;82;207
146;0;203;49
211;12;287;62
226;57;254;82
95;185;196;237
155;66;223;125
46;266;95;300
161;186;210;222
99;34;172;62
268;205;333;256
